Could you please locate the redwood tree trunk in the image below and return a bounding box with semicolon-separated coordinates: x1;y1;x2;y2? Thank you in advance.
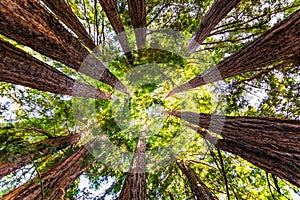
188;0;241;52
177;160;218;200
0;0;128;94
127;0;147;49
215;139;300;187
169;111;300;187
0;133;81;179
98;0;133;64
1;147;90;200
169;9;300;96
0;39;111;100
41;0;96;50
117;137;147;200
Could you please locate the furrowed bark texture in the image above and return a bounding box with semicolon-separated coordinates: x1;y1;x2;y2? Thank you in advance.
188;0;241;51
0;0;128;93
0;39;111;100
99;0;124;34
215;139;300;187
98;0;133;63
170;111;300;187
169;9;300;95
177;160;218;200
1;147;90;200
117;137;147;200
41;0;96;49
0;134;81;179
127;0;147;49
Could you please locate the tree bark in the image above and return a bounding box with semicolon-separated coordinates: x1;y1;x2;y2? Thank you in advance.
41;0;96;50
191;123;300;188
176;160;218;200
168;191;175;200
169;9;300;96
0;39;111;100
98;0;133;64
117;137;147;200
127;0;147;49
169;111;300;187
1;146;90;200
188;0;241;52
0;0;128;94
215;139;300;187
0;133;81;179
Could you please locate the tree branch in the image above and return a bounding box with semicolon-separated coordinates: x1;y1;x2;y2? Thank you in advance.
217;149;230;200
266;172;276;200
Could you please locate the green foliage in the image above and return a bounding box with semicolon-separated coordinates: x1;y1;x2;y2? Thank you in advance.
1;0;300;199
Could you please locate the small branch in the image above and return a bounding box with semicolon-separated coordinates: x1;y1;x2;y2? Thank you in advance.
94;0;99;45
232;60;293;87
31;156;45;200
213;3;300;31
228;184;240;200
217;149;230;200
209;25;266;37
208;144;222;173
82;0;91;36
271;174;281;195
26;127;54;138
188;160;215;169
202;33;258;45
146;3;171;26
194;47;216;52
266;172;276;200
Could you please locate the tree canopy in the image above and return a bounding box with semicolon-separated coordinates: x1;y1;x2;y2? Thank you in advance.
0;0;300;199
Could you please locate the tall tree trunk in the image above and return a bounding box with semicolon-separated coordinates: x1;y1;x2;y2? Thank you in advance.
127;0;147;49
0;39;111;100
188;0;241;52
191;124;300;188
1;146;91;200
169;9;300;96
41;0;96;50
98;0;133;64
169;111;300;187
0;133;81;179
176;160;218;200
0;0;128;94
117;137;147;200
215;138;300;187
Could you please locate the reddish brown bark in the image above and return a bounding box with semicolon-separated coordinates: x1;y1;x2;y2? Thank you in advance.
169;9;300;96
0;39;111;100
0;133;81;179
127;0;147;49
188;0;241;52
117;137;147;200
0;0;85;71
41;0;96;49
177;160;218;200
98;0;133;64
216;139;300;187
169;111;300;187
1;147;90;200
169;191;175;200
0;0;128;94
98;0;124;35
